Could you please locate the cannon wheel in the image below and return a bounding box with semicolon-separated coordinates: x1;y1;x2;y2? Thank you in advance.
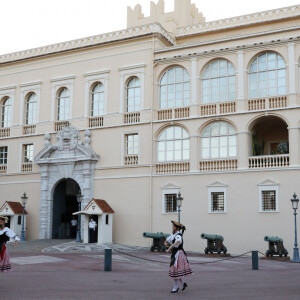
150;246;155;252
278;250;283;257
284;249;288;257
204;247;209;254
223;247;227;254
217;248;221;255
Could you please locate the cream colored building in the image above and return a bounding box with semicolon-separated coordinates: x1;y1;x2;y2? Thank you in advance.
0;0;300;254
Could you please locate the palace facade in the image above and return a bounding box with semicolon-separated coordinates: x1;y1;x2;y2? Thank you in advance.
0;0;300;253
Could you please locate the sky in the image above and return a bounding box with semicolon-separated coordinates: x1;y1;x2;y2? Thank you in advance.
0;0;299;55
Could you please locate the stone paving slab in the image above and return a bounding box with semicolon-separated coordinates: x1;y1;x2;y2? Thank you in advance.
10;255;67;265
3;239;300;300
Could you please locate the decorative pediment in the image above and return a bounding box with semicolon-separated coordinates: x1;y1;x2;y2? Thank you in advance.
207;181;228;187
161;183;181;190
83;199;115;215
35;127;99;164
258;179;279;186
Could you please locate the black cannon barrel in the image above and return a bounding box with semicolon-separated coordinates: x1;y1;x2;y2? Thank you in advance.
201;233;224;241
143;232;170;239
264;235;283;243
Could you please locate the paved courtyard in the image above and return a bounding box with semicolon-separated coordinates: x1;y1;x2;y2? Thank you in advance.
2;240;300;300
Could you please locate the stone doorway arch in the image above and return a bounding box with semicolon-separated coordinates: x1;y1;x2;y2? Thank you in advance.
35;126;99;239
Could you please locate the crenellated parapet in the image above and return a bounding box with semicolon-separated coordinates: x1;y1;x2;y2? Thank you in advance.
127;0;205;34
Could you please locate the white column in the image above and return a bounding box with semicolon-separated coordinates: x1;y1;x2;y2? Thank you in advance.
288;127;300;166
288;43;296;95
191;58;198;105
237;131;251;169
237;50;245;101
190;135;198;172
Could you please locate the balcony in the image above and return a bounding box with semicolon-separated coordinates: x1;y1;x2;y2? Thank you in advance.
124;155;138;165
249;154;289;169
23;124;36;135
54;121;70;131
157;107;190;120
0;128;10;138
21;162;33;172
124;112;140;124
155;161;190;174
200;159;238;172
89;116;103;128
248;96;287;111
0;164;7;173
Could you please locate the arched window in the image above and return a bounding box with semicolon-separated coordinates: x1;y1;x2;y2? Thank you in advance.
57;88;70;121
160;67;190;109
249;52;286;98
202;59;236;104
201;122;236;159
126;77;140;112
158;126;189;162
1;97;12;128
91;83;104;116
25;93;37;125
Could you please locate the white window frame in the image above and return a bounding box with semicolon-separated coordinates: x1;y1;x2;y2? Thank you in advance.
259;185;279;213
119;64;145;113
121;130;140;165
159;66;190;109
19;142;35;172
51;76;74;122
161;184;180;214
84;70;109;117
20;81;41;125
0;86;15;127
207;182;227;214
0;145;8;165
201;59;236;104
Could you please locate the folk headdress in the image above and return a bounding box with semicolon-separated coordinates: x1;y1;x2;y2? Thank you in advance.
0;216;9;222
171;220;186;234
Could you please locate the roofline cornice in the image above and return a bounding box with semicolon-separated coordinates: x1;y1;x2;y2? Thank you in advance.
176;4;300;38
154;26;300;58
0;23;175;65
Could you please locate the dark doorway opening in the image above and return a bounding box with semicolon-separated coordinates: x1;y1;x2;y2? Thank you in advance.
52;178;80;239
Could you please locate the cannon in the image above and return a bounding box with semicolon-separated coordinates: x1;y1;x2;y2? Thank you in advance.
201;233;227;255
264;236;288;257
143;232;170;252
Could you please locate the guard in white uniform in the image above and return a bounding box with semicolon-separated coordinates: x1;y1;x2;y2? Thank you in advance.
165;220;192;293
88;218;97;243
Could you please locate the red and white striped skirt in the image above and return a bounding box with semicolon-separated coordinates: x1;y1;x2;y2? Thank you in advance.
169;250;192;279
0;244;12;272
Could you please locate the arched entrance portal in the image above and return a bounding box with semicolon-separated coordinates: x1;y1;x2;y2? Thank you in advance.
52;178;80;239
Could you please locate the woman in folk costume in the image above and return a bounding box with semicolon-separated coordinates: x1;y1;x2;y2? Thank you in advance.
0;216;19;272
165;220;192;293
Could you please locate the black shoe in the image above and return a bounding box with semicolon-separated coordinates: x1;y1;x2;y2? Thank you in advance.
170;288;179;293
182;283;187;291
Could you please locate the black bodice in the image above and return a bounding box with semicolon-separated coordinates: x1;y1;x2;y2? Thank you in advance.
0;232;10;244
